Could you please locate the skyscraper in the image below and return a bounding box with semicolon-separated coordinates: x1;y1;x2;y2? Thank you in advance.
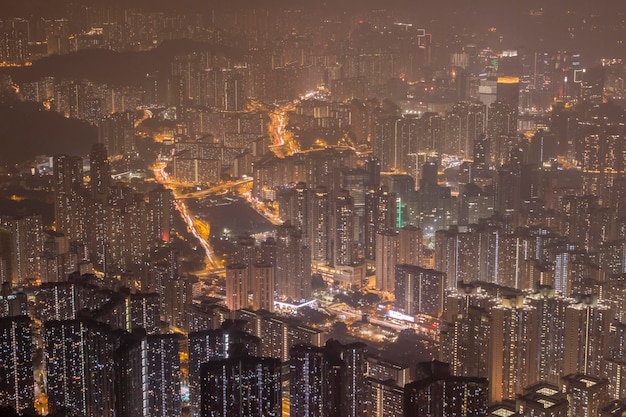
225;263;249;311
561;373;610;417
332;190;355;267
398;225;423;267
98;111;135;157
200;352;281;417
188;324;261;417
289;341;367;417
364;187;397;260
251;262;274;312
0;215;43;285
564;295;613;377
275;224;311;302
366;378;405;417
44;319;117;417
308;185;330;263
394;264;445;317
405;361;489;417
289;343;341;417
489;294;537;402
0;315;33;414
89;143;111;202
517;382;568;417
53;154;83;237
116;332;183;417
375;230;399;294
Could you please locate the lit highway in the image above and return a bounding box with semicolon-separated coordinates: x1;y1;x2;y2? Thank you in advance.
153;162;221;270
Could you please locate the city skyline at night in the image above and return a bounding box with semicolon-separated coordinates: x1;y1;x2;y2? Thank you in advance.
0;0;625;416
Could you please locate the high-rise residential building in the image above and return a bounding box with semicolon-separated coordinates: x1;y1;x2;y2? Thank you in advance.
225;263;249;311
527;286;570;385
165;275;195;330
98;111;135;157
561;373;609;417
0;315;33;414
232;234;256;288
251;262;274;312
186;301;230;333
127;292;161;334
274;224;311;302
489;294;537;402
308;185;330;263
366;356;410;387
487;101;517;163
517;382;568;417
441;304;491;380
224;72;245;111
289;343;341;417
375;230;399;294
44;319;117;417
148;186;174;245
366;378;405;417
200;353;281;417
40;230;74;283
394;264;445;317
405;361;489;417
398;225;423;267
188;324;261;417
0;215;43;285
332;190;355;267
601;399;626;416
365;187;397;260
434;226;483;287
235;309;325;363
443;102;485;157
116;332;183;417
89;143;111;202
53;154;84;237
226;263;249;310
564;295;613;377
0;30;27;65
372;116;402;172
289;341;367;417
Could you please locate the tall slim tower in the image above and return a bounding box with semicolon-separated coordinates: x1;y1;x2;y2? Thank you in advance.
275;224;311;301
332;190;355;267
308;186;330;263
116;332;183;417
225;263;249;311
0;315;33;413
489;294;537;403
89;143;111;202
365;187;397;260
53;154;83;235
398;225;423;267
252;262;274;312
564;295;613;377
375;230;399;294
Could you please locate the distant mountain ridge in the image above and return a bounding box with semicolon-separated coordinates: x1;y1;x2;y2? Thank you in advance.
3;40;245;86
0;100;97;164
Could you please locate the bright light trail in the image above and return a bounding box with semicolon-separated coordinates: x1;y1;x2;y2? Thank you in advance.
153;162;219;269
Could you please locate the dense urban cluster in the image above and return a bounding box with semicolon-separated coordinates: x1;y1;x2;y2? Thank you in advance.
0;1;625;417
